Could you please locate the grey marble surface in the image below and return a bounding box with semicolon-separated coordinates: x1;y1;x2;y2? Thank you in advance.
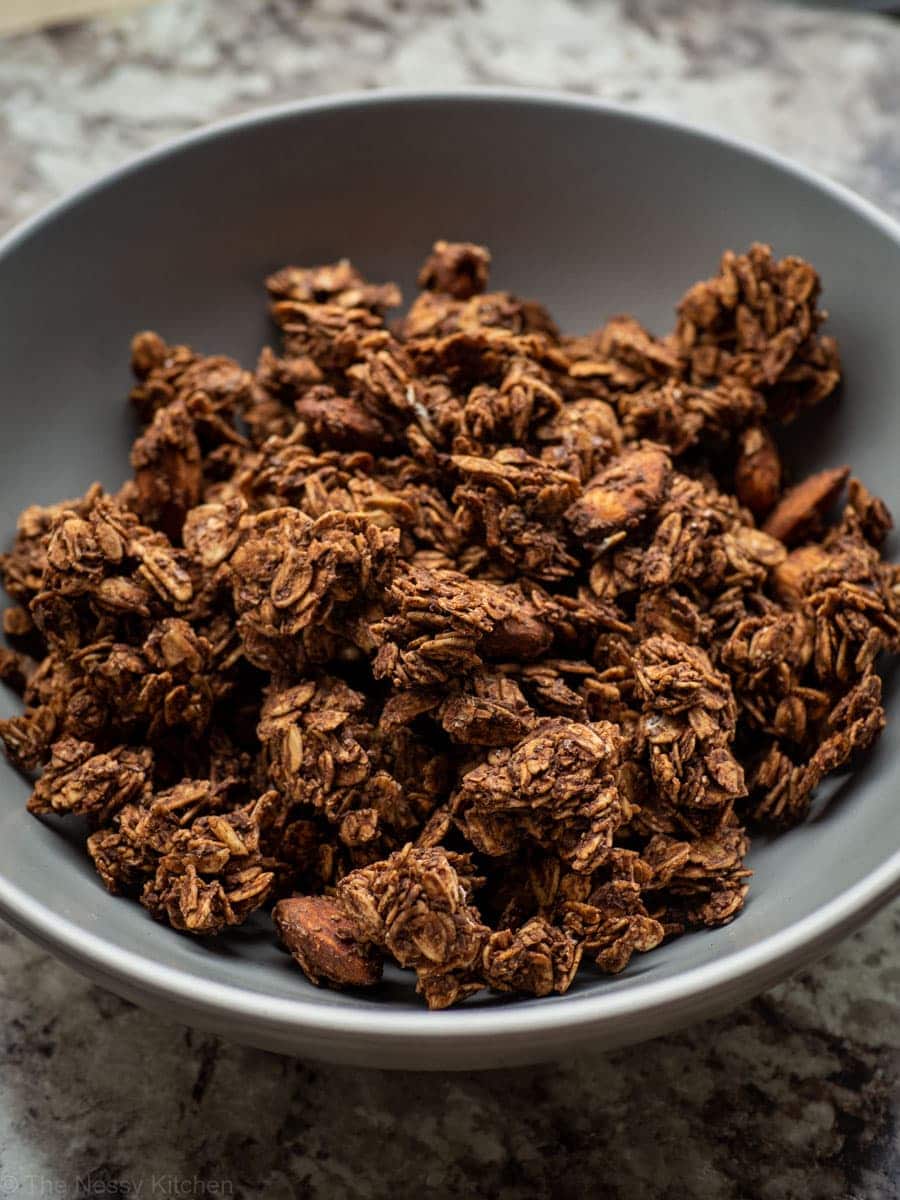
2;1;900;1196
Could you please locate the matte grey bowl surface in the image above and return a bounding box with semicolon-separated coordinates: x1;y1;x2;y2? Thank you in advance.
2;90;900;1070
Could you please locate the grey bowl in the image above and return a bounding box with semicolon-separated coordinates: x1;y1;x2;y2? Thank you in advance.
2;89;900;1070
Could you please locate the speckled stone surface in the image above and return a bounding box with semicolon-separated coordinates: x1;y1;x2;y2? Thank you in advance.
2;1;900;1196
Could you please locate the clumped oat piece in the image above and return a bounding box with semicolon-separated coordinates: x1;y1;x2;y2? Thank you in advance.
634;635;746;813
417;240;492;300
337;844;489;1008
229;507;398;673
1;238;895;1008
673;242;841;420
454;718;629;873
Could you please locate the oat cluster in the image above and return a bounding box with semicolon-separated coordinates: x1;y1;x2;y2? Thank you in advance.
1;240;896;1008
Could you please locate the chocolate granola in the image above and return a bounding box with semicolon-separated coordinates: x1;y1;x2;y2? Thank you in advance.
2;240;896;1007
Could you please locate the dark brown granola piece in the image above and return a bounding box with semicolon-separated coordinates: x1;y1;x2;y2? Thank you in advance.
846;477;893;547
28;738;152;820
417;240;492;300
559;879;664;973
266;260;401;313
337;844;489;1009
634;635;746;813
0;646;32;693
454;718;629;873
229;508;398;672
131;400;203;540
483;917;582;996
618;378;763;456
674;243;841;421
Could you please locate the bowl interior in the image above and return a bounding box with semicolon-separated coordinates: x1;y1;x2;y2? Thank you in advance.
2;93;900;1040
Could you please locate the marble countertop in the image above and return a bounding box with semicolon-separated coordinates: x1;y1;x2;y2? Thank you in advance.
2;1;900;1196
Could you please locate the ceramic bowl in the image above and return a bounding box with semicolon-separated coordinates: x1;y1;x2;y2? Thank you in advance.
2;90;900;1069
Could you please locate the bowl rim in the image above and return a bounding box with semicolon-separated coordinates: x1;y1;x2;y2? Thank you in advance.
3;85;900;1046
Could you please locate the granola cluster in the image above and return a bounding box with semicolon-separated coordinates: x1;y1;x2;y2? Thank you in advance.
2;240;897;1008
